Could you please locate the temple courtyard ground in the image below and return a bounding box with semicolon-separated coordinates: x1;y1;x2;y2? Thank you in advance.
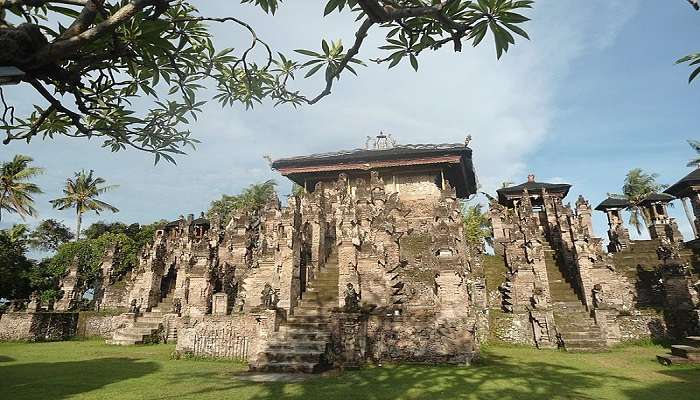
0;340;698;400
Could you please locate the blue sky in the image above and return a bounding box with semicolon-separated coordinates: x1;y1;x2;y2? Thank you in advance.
1;1;699;242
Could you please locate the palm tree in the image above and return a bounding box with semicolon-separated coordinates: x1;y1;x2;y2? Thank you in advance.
0;155;44;222
622;168;667;235
50;170;119;239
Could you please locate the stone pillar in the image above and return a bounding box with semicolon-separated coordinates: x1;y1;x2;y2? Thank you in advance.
575;196;594;238
186;256;213;317
55;261;81;311
605;209;630;252
691;194;700;237
276;203;301;313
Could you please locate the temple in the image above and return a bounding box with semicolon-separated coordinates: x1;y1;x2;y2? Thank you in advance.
1;136;699;368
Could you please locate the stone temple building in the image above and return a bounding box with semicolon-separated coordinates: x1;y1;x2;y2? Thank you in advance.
489;174;699;353
52;136;485;372
1;136;699;369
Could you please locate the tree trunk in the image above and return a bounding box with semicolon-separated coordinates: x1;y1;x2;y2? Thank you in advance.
76;209;82;240
682;197;698;238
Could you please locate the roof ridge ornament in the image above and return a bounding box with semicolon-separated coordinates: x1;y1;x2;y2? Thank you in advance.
365;131;397;150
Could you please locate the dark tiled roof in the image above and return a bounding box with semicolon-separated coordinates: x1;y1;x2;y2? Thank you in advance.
497;180;571;204
164;220;180;228
665;168;700;197
271;143;470;168
595;197;630;211
639;193;676;205
192;217;209;226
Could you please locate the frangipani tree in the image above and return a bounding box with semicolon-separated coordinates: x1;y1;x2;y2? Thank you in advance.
0;0;533;163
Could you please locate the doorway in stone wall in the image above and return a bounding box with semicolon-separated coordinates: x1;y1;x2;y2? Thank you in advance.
160;264;177;300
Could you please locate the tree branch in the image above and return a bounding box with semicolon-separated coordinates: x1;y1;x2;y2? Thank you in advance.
32;0;157;66
60;0;103;40
0;0;87;7
307;18;374;105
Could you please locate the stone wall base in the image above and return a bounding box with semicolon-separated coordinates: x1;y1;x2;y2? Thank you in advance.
0;312;78;341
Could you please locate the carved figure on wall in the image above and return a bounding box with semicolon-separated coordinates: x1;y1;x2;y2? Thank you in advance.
344;283;360;311
172;298;182;316
592;284;605;309
261;283;277;309
530;287;546;310
128;299;140;314
26;291;41;312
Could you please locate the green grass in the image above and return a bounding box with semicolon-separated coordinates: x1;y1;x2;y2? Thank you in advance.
0;340;699;400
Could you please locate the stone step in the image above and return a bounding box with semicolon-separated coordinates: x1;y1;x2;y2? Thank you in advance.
123;324;160;333
267;341;327;351
287;331;331;341
250;361;318;373
287;315;329;323
561;331;604;338
260;349;324;363
686;336;700;346
286;321;328;330
133;321;162;329
671;345;700;360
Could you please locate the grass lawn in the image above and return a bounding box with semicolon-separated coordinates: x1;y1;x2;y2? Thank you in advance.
0;340;699;400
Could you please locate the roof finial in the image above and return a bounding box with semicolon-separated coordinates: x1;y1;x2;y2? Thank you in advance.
527;174;535;183
370;131;397;150
464;134;472;147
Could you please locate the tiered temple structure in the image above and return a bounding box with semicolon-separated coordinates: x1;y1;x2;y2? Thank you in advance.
489;174;700;353
79;137;485;371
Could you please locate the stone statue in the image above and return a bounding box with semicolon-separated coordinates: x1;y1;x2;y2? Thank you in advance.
172;298;182;316
592;284;605;309
261;283;277;309
128;299;140;314
343;283;360;311
26;291;41;312
530;287;546;310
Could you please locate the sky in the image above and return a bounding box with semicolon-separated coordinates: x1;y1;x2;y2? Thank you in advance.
1;1;699;244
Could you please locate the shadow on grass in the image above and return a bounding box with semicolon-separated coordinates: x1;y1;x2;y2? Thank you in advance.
0;357;159;400
0;355;15;362
165;352;629;400
624;365;700;400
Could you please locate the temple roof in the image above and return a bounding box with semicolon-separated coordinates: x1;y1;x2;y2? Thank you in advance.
665;168;700;198
497;176;571;204
164;216;209;229
271;142;477;198
594;197;630;211
639;193;676;206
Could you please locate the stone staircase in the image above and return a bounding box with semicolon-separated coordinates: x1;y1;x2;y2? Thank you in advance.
657;336;700;365
544;248;607;352
106;290;173;346
250;251;339;373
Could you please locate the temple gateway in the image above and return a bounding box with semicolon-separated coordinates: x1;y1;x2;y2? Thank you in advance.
1;136;699;370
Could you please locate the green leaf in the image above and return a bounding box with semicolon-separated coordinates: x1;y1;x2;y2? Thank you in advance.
295;49;321;57
409;54;418;71
304;63;324;78
689;66;700;83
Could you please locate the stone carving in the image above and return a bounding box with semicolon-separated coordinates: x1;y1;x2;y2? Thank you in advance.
260;283;278;310
344;283;360;311
26;291;41;313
